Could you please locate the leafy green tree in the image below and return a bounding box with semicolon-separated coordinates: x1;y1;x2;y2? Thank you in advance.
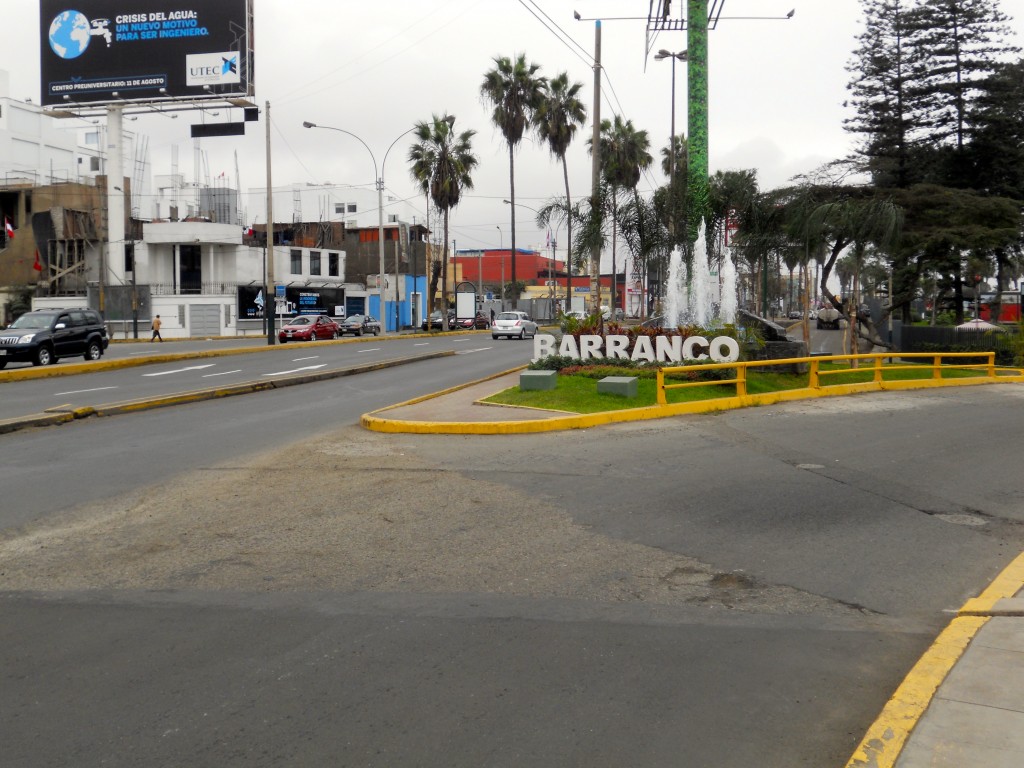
890;183;1022;323
618;192;669;319
408;114;478;329
568;181;615;311
660;133;688;244
534;71;587;308
783;184;903;343
965;58;1024;199
591;115;652;316
480;54;547;304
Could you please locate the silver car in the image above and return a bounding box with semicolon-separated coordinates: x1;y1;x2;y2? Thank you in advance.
491;310;538;340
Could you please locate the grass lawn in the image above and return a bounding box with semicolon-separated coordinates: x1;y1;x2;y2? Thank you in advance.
482;361;1000;413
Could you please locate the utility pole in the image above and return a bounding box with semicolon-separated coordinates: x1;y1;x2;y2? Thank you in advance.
265;100;276;345
589;20;602;314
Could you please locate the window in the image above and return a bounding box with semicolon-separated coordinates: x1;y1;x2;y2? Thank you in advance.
90;157;100;171
290;249;302;274
328;252;339;277
334;203;344;214
309;250;321;276
347;203;357;213
388;214;398;223
124;242;135;273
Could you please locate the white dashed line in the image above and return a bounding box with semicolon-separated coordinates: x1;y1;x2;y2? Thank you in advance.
53;386;118;396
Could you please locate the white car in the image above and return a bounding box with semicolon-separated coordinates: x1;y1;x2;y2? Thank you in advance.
491;310;538;340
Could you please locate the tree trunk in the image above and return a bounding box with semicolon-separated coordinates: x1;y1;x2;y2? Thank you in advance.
441;207;450;330
562;156;573;313
508;144;517;309
610;187;618;318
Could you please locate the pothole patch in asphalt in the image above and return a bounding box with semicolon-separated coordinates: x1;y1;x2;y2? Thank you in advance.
934;513;987;527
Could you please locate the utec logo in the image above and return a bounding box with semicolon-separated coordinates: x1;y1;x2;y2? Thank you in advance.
186;53;241;86
532;333;741;364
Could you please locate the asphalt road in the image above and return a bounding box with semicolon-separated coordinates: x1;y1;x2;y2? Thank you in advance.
2;346;1023;766
0;331;529;421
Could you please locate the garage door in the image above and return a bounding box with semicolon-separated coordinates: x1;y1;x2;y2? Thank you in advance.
189;304;221;337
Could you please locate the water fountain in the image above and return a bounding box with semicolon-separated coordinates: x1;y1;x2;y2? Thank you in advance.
663;220;736;328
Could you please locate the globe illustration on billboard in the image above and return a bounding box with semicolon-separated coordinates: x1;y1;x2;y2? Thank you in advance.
49;10;92;60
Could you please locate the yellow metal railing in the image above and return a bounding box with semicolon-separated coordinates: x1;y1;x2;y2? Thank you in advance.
656;351;1002;406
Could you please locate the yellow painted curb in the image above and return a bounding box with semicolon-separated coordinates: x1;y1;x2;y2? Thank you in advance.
960;549;1024;615
846;549;1024;768
362;372;1024;435
845;615;988;768
0;333;417;383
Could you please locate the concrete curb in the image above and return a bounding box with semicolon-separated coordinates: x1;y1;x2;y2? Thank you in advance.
362;369;1024;435
0;331;451;383
845;549;1024;768
0;350;454;436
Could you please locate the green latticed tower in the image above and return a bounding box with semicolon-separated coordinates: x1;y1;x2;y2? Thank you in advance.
685;0;710;242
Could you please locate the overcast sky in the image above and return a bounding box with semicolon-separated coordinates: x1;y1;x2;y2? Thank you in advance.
4;1;1023;256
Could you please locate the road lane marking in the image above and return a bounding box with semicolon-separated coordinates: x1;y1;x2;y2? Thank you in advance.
358;348;381;353
414;343;430;346
292;356;319;361
262;364;327;376
454;347;494;355
202;370;243;378
142;364;216;377
53;386;119;396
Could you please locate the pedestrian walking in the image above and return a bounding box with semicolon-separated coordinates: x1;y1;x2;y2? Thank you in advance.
151;314;163;342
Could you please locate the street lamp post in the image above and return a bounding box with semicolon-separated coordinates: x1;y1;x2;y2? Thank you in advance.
654;48;687;239
303;121;418;335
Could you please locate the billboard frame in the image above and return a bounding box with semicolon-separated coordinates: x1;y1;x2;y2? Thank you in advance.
40;0;255;113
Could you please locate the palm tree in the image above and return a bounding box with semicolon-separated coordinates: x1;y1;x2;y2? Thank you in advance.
592;115;652;317
535;71;587;310
408;114;478;330
480;54;547;306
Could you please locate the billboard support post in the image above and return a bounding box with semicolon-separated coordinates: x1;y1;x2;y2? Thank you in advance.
265;100;275;345
106;105;126;294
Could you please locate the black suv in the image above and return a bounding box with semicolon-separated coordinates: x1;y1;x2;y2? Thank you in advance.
0;308;109;368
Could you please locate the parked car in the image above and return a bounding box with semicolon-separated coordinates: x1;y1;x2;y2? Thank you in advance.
451;312;489;330
278;314;339;343
421;310;455;331
559;309;589;330
491;310;538;340
0;308;108;368
340;314;381;336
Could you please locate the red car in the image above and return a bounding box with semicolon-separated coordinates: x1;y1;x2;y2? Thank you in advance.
278;314;339;343
451;312;490;330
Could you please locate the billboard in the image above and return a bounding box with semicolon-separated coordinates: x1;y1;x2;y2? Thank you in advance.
40;0;254;107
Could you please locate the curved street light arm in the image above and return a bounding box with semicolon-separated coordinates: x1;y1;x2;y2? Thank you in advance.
302;121;378;180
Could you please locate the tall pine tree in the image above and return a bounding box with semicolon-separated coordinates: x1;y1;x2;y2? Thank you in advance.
845;0;924;188
911;0;1019;152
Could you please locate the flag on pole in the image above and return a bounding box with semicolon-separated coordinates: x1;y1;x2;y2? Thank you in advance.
4;217;13;239
546;230;551;248
32;250;42;271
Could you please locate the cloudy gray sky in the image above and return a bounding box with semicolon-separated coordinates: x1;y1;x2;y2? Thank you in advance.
5;1;1023;255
